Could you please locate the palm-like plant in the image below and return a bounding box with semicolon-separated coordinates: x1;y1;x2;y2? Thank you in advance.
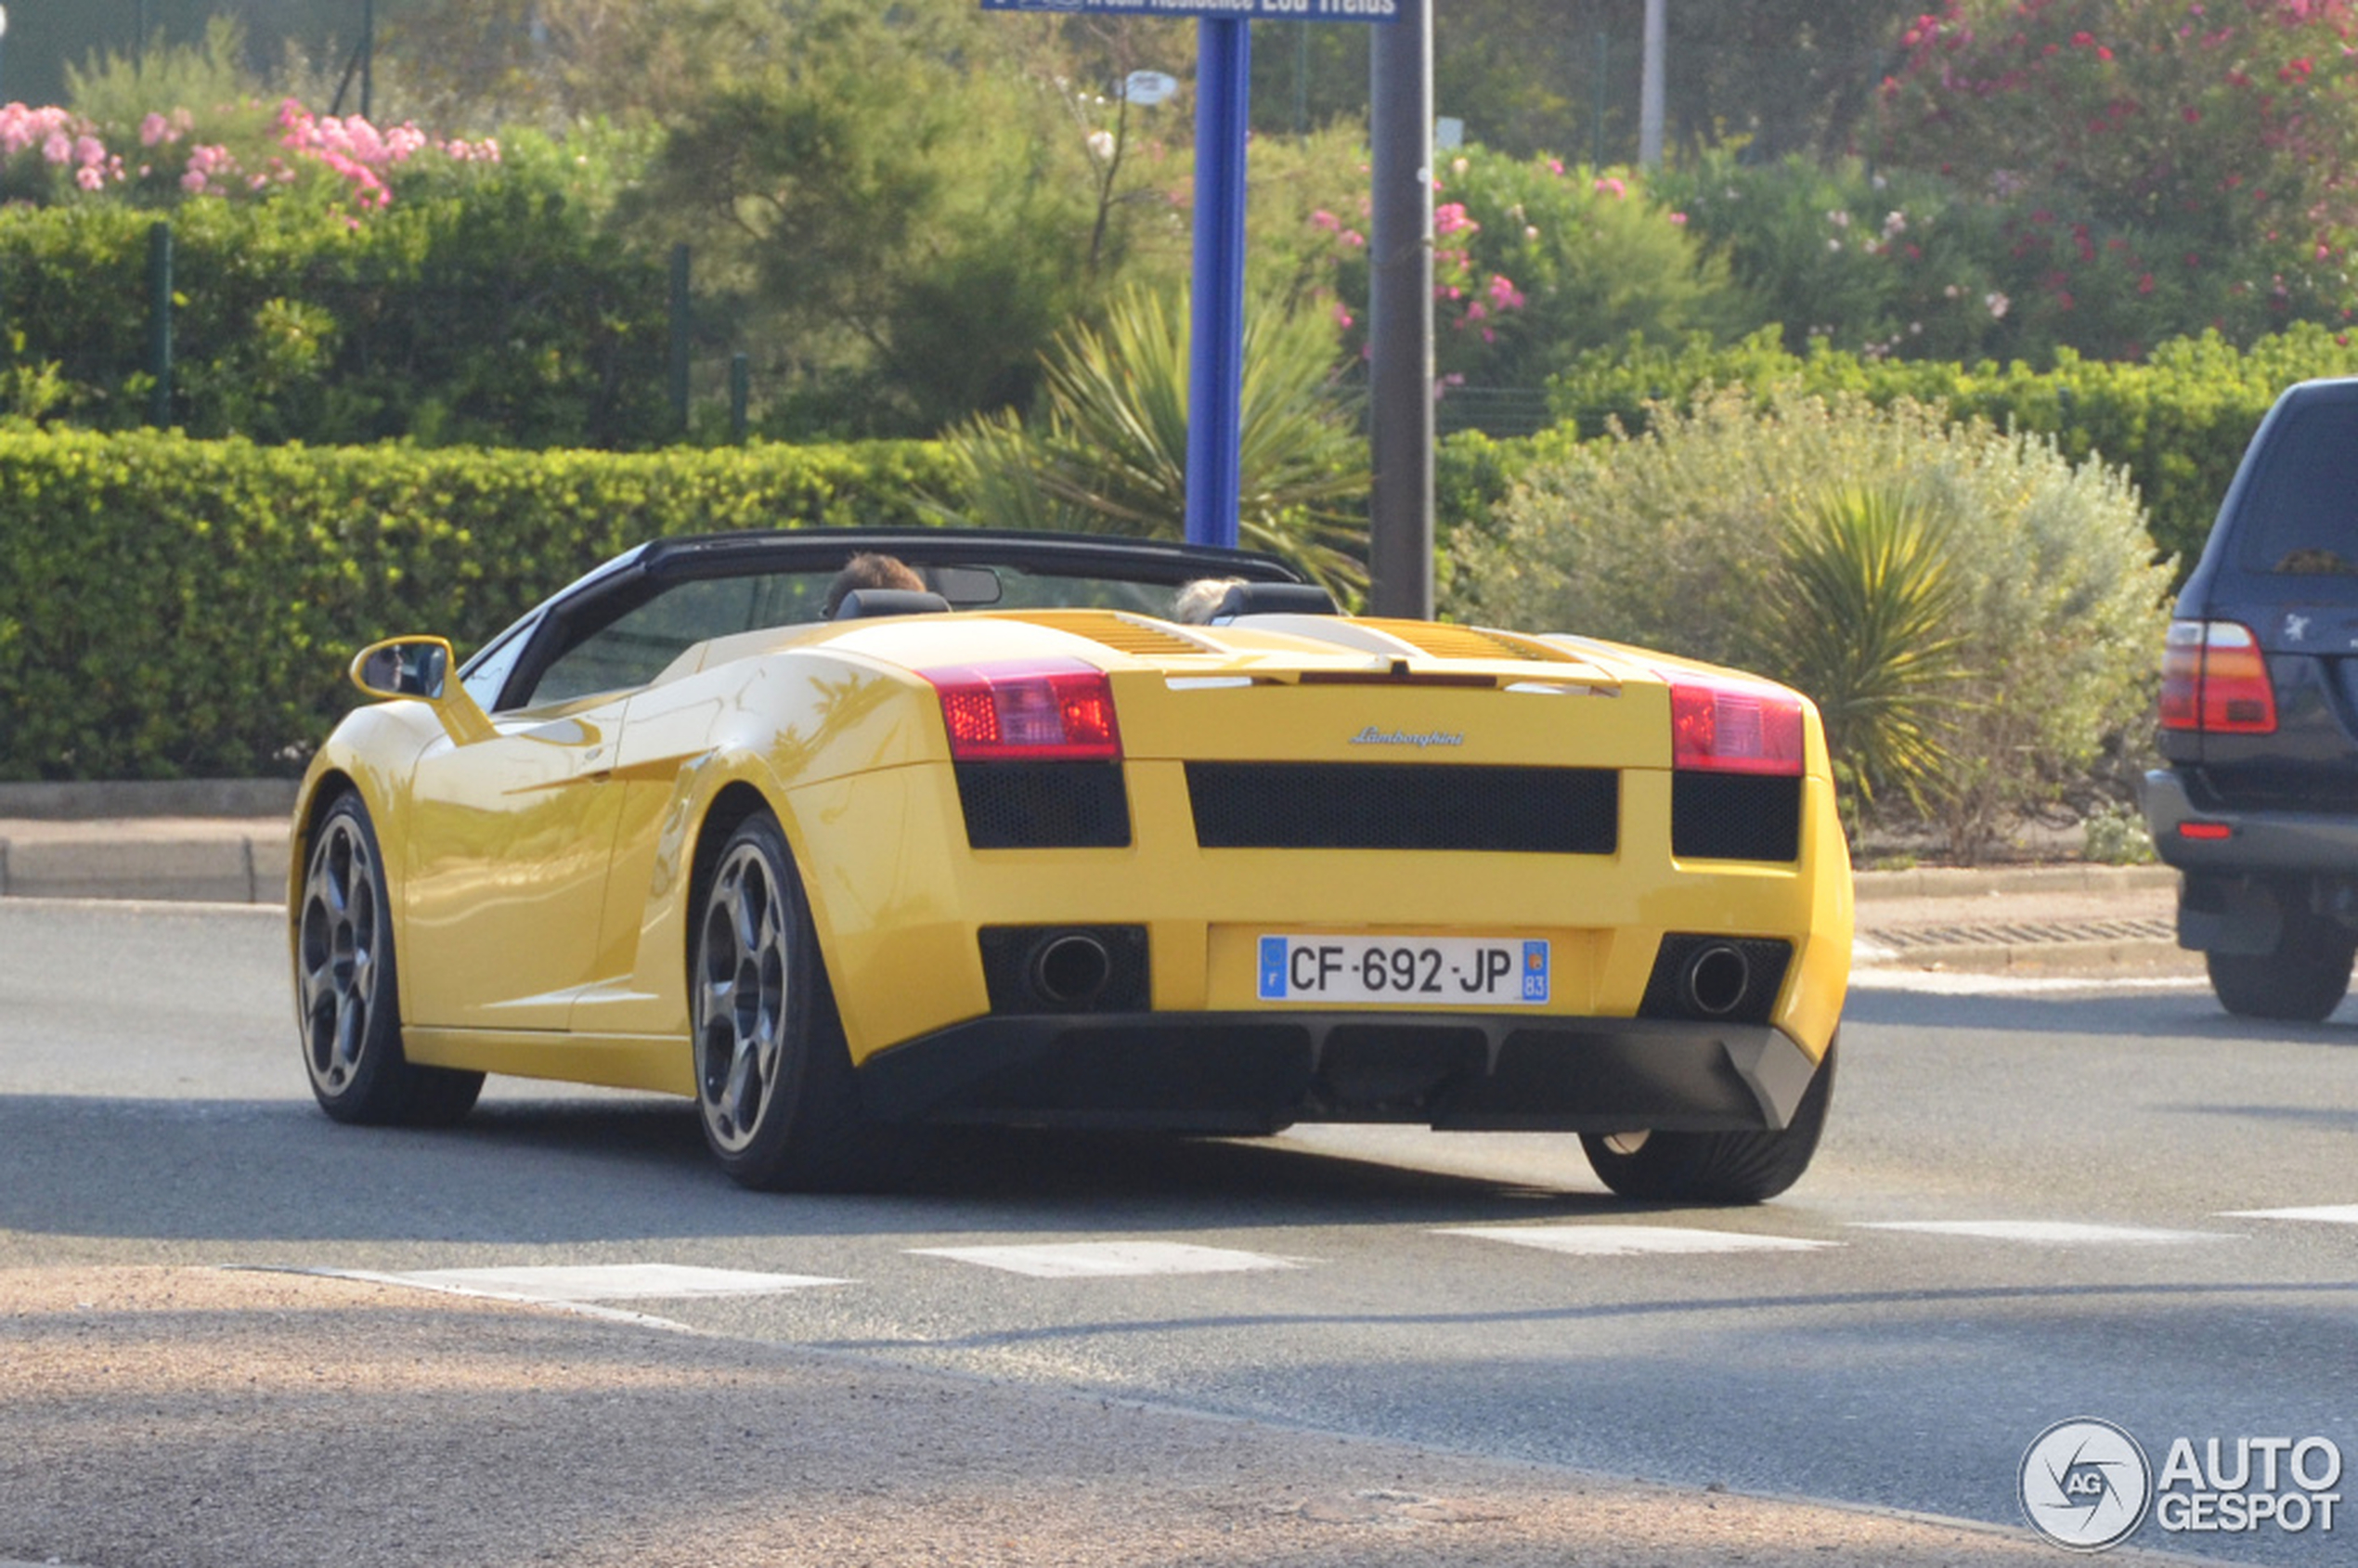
1771;483;1970;816
938;288;1370;600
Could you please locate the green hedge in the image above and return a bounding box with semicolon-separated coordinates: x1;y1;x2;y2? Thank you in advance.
0;431;963;781
1526;323;2358;573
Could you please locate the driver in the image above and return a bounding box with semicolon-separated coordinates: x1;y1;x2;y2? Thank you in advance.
823;552;926;616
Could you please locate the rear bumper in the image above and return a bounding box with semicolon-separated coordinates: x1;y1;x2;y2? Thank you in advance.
856;1010;1823;1136
2144;768;2358;875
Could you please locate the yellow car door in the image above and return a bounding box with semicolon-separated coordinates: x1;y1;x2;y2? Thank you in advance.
396;693;631;1032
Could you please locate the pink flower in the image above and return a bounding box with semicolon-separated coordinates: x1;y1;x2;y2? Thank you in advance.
1340;229;1365;248
1333;303;1354;330
1311;209;1341;232
139;113;172;148
75;165;105;192
1668;211;1689;226
1593;175;1626;199
1434;202;1477;237
181;169;209;194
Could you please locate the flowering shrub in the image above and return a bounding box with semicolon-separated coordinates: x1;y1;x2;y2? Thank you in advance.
0;97;499;212
1876;1;2358;347
1314;143;1738;394
0;122;668;447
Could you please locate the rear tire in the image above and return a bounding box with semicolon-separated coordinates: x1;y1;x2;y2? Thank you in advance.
1580;1038;1836;1205
691;811;883;1189
2207;909;2354;1021
295;793;485;1127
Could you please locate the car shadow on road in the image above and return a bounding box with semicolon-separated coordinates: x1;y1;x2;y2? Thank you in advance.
0;1091;1661;1251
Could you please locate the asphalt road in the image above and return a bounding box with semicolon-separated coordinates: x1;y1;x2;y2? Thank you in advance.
4;900;2355;1564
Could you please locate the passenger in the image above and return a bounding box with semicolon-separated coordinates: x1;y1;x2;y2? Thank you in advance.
1170;577;1245;625
823;552;926;616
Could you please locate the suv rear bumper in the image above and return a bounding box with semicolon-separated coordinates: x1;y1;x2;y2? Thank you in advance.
2142;768;2358;875
2144;768;2358;953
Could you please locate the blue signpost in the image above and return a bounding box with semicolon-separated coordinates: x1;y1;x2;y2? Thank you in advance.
982;1;1398;551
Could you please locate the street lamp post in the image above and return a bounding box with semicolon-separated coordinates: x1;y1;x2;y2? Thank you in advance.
0;8;10;104
1639;0;1666;167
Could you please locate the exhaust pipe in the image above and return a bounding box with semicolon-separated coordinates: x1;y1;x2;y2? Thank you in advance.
1680;942;1752;1017
1030;932;1113;1007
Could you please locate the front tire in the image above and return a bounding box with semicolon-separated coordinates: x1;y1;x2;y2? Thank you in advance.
2207;907;2354;1022
295;793;484;1126
691;811;876;1189
1580;1038;1837;1205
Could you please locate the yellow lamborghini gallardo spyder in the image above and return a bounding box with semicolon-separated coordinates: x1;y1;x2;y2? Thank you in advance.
291;529;1850;1199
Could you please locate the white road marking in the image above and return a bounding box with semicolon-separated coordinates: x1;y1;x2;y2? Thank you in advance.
2219;1204;2358;1225
906;1241;1300;1278
1850;1221;2232;1245
1848;970;2208;995
1435;1225;1838;1257
326;1263;850;1302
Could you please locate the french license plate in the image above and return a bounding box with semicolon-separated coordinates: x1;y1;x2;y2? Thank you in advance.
1256;936;1549;1005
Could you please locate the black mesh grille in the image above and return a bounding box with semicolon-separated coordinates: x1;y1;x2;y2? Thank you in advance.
1672;772;1802;862
1185;763;1617;853
955;763;1131;849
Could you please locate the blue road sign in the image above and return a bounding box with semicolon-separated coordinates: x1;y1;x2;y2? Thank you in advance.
983;1;1397;19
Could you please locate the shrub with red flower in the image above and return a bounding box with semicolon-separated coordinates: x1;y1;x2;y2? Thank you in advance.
1315;144;1730;393
1877;1;2358;343
0;97;499;212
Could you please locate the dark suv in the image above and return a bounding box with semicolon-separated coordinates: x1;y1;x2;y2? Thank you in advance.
2144;376;2358;1020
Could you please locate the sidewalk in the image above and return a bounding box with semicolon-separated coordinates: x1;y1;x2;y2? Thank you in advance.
0;782;2193;975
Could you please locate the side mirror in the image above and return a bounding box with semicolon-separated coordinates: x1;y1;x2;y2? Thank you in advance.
348;636;495;745
351;637;453;701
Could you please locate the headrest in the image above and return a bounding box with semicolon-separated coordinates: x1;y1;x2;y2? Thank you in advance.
833;589;952;620
1210;582;1341;622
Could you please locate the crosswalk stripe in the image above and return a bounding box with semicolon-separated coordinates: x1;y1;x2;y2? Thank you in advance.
906;1241;1299;1278
1849;1221;2230;1245
1434;1225;1838;1256
2218;1204;2358;1225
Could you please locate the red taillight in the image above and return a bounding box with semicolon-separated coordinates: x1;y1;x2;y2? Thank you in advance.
924;659;1121;761
1668;679;1807;775
2178;822;2235;841
2158;619;2276;734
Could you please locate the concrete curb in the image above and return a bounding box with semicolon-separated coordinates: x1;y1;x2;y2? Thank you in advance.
0;822;291;904
1853;862;2177;901
0;778;298;820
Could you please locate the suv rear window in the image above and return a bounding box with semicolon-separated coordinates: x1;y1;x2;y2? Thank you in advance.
2234;399;2358;577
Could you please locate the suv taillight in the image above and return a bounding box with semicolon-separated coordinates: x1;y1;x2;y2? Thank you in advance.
1668;679;1806;775
925;659;1121;761
2158;619;2277;734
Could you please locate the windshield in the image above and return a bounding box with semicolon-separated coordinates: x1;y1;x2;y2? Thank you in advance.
506;551;1252;711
